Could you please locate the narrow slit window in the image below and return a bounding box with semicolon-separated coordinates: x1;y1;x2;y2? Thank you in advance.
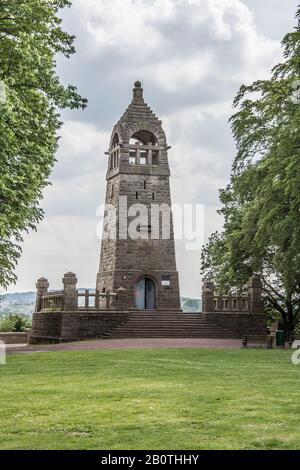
136;191;138;199
144;180;147;189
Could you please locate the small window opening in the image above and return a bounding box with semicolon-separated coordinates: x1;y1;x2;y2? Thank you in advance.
137;224;151;233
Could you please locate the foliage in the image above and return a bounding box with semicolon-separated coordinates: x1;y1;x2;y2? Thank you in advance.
0;313;31;331
201;7;300;333
0;0;87;288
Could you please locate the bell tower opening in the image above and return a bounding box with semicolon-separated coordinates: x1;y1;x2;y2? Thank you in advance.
129;130;159;166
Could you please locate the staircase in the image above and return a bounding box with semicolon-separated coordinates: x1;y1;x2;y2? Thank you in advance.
102;310;241;339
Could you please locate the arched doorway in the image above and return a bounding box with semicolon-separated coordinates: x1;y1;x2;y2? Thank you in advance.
135;277;156;309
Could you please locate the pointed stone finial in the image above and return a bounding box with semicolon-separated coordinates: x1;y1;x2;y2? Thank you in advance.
133;80;143;103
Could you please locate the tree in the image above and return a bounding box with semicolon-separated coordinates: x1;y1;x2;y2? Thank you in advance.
0;0;87;288
201;6;300;334
0;313;31;332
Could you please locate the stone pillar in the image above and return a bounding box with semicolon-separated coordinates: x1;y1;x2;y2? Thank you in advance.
105;290;111;309
35;277;49;312
115;287;127;311
136;145;141;165
202;280;215;313
216;296;223;311
63;272;78;311
148;142;152;165
248;275;263;313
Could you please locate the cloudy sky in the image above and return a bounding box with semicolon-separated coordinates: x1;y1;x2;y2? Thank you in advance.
10;0;298;297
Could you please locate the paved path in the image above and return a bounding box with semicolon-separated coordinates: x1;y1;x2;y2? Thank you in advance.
6;337;241;354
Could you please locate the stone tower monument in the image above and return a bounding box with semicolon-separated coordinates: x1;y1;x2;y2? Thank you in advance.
96;81;181;310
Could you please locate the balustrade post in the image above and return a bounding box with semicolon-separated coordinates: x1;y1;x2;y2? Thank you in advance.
85;289;89;309
35;277;49;312
62;272;78;311
105;290;110;309
202;280;215;313
95;289;100;309
115;287;127;310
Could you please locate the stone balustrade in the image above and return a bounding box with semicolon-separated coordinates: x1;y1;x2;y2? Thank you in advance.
35;273;126;313
202;276;263;314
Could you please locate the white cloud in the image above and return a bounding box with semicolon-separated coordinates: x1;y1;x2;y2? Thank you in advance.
9;0;294;296
13;215;100;292
72;0;281;90
54;120;110;180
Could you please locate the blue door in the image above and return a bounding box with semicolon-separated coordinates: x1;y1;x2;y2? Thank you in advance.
135;277;156;309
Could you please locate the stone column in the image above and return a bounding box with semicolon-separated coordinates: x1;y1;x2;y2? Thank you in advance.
63;272;78;311
105;290;111;309
248;275;263;313
35;277;49;312
136;143;141;165
148;142;152;165
202;280;215;313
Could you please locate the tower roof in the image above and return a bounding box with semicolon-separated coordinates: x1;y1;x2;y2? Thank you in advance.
110;82;167;148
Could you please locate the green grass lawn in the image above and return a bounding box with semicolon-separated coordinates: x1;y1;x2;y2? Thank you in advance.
0;348;300;449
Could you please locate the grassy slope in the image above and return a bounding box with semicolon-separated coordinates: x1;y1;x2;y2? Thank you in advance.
0;348;299;450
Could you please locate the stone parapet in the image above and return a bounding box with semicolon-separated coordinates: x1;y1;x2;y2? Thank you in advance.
29;311;130;344
202;275;264;314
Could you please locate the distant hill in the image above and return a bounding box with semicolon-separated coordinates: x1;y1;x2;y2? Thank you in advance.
181;297;202;312
0;291;202;316
0;291;36;317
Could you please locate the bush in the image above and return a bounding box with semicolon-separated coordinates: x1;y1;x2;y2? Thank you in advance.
0;314;31;332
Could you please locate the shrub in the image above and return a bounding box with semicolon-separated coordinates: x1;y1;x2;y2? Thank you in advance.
0;314;31;332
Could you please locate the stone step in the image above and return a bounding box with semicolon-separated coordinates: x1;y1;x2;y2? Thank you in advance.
104;310;241;339
107;330;240;338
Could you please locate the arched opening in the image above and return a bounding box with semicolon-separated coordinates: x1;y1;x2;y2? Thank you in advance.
110;133;120;169
112;133;119;147
129;130;159;166
130;130;157;146
135;277;156;310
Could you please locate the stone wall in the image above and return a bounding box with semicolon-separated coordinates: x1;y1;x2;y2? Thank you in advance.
203;312;268;336
0;331;30;344
29;311;129;344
